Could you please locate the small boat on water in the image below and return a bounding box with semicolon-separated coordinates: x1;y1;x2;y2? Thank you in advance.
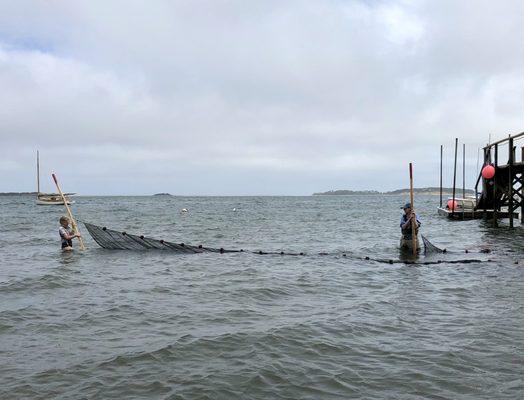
437;197;477;219
437;196;517;219
35;151;75;205
36;193;75;205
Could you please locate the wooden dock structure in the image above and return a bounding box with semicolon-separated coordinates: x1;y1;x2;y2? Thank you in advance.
475;131;524;227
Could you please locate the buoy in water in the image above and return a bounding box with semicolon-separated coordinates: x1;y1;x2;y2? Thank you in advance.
181;208;188;213
482;164;495;179
447;199;458;210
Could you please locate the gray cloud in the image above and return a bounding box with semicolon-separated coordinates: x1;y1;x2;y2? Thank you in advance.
1;0;523;195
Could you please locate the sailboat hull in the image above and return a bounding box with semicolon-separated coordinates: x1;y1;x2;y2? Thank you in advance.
36;198;75;205
36;151;76;205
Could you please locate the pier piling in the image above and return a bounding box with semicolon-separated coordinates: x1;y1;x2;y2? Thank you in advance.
509;136;514;228
452;138;458;218
473;132;524;226
522;146;524;223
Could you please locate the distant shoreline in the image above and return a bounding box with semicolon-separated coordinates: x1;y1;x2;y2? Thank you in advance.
0;192;37;196
0;188;475;197
313;187;475;196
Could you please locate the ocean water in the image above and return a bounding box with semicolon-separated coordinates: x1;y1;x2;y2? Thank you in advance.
0;194;523;399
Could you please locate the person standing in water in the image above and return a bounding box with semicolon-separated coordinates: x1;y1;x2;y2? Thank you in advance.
59;216;81;251
400;203;421;250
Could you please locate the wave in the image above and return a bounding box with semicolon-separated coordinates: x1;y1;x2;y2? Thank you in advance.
0;273;78;293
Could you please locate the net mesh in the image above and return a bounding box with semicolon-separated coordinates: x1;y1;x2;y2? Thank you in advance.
84;222;235;253
421;234;445;254
84;222;448;259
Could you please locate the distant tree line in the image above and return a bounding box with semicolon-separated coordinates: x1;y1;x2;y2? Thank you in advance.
313;187;475;196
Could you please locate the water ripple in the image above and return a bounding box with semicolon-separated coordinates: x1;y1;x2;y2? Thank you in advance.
0;195;522;399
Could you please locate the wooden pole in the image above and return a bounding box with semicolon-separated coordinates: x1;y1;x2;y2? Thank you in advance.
493;144;498;227
476;147;480;207
482;147;489;220
521;147;524;223
439;145;443;207
409;163;417;256
508;137;514;228
52;173;85;250
452;138;458;218
476;147;480;180
36;150;40;194
462;143;466;219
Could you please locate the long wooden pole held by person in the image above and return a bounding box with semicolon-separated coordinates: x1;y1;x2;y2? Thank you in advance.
52;173;85;250
409;163;417;255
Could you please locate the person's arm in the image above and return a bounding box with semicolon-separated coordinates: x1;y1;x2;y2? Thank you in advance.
414;214;421;228
66;231;81;239
401;216;412;230
411;215;421;234
60;228;80;240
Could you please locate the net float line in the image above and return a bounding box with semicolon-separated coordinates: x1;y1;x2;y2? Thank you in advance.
82;222;499;265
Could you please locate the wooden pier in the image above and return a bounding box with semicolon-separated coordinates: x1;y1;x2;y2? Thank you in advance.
475;131;524;227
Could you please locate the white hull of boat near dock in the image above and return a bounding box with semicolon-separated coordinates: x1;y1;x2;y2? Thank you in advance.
437;197;519;219
437;206;518;219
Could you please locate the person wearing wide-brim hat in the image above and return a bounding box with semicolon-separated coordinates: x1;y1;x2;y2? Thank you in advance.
400;202;421;250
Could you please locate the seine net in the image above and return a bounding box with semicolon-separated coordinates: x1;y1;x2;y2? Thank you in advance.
421;234;445;254
84;222;448;259
83;222;225;252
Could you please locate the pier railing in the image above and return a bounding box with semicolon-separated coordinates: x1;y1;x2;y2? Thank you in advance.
474;131;524;227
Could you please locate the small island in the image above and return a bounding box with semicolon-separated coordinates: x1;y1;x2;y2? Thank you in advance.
313;187;475;196
153;193;173;196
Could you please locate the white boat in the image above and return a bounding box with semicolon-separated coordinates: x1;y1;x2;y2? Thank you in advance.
35;151;75;205
437;197;476;217
36;193;75;205
437;196;517;219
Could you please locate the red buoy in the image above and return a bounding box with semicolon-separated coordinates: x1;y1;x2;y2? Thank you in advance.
482;164;495;179
447;199;458;210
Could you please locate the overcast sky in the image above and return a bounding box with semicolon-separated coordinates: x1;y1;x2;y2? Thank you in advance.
1;0;523;195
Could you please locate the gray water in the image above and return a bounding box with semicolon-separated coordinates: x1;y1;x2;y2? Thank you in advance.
1;195;523;399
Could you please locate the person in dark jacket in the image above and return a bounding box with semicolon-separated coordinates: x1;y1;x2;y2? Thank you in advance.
400;203;420;250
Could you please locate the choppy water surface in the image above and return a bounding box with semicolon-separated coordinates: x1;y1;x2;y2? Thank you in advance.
1;195;523;399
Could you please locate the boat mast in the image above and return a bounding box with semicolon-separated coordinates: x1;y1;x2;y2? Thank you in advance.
452;138;458;218
37;150;40;195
